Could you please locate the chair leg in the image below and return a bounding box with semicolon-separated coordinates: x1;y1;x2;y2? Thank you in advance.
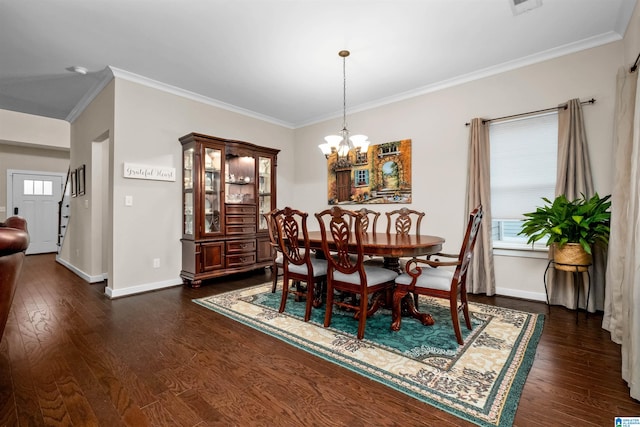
461;289;472;330
279;277;289;313
357;293;368;339
271;263;279;293
324;285;334;327
450;297;464;345
304;281;314;322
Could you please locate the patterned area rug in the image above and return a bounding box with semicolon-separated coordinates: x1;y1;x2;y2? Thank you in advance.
194;282;544;427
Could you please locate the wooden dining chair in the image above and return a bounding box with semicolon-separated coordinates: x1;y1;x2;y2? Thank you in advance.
274;207;328;322
315;206;398;339
263;209;283;293
385;207;425;236
349;208;384;265
391;205;483;345
351;208;380;233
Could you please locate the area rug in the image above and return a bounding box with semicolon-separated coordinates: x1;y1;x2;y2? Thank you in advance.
194;282;544;427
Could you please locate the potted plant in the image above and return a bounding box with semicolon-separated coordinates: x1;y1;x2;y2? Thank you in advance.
519;193;611;271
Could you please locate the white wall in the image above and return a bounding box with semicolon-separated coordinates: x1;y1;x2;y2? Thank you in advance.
294;41;624;301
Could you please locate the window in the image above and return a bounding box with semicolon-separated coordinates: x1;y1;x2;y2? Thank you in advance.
355;169;369;187
490;112;557;249
23;179;54;196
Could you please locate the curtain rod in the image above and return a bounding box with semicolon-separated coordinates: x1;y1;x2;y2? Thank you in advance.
632;51;640;73
465;98;596;126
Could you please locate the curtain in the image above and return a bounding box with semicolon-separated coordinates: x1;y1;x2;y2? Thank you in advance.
548;98;603;312
603;66;640;400
466;118;496;295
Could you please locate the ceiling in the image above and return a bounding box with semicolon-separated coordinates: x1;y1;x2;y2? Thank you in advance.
0;0;636;128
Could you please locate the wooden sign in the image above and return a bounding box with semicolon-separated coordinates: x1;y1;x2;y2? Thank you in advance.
123;163;176;182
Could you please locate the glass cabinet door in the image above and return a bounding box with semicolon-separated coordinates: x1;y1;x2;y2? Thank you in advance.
258;156;272;230
203;147;222;234
225;154;256;204
183;148;194;236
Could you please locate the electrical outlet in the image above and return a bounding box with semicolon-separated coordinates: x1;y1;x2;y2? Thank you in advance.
153;258;160;268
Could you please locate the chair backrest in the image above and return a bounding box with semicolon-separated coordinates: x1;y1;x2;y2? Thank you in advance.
315;206;365;275
351;208;380;233
455;205;484;282
273;207;311;267
263;209;279;246
385;207;425;236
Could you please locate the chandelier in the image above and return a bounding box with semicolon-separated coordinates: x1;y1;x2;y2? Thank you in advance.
318;50;369;160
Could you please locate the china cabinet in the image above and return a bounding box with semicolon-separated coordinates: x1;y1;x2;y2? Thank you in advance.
179;132;279;287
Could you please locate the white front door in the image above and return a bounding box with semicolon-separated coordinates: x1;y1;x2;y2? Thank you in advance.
10;171;64;254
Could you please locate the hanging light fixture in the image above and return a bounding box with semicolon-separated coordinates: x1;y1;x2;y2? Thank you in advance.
318;50;370;159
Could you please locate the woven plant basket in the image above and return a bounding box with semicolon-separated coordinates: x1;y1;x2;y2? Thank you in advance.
553;243;592;272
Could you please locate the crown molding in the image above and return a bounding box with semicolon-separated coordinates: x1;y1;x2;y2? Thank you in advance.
66;31;623;129
108;67;295;129
295;31;623;128
65;67;114;123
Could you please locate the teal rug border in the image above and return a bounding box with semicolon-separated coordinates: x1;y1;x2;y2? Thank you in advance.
193;284;544;427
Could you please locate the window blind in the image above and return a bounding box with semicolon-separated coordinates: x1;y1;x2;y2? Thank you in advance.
490;112;558;220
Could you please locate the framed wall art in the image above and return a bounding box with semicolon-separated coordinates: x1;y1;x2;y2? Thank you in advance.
326;139;412;205
77;164;86;196
70;169;77;197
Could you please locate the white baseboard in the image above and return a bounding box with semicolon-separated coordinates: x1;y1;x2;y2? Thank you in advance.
495;287;547;302
56;256;181;298
55;256;105;283
104;278;183;299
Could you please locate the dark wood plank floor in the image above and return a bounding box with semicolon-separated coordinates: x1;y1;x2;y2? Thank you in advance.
1;254;639;426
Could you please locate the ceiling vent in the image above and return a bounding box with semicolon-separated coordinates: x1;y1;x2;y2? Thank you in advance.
510;0;542;16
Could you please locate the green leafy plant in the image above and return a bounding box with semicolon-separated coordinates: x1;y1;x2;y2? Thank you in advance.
519;193;611;255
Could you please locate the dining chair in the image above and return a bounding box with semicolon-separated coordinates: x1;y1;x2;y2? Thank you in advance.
350;208;383;265
351;208;380;233
274;207;328;322
263;209;283;293
315;206;398;339
385;207;427;305
385;207;425;236
391;205;483;345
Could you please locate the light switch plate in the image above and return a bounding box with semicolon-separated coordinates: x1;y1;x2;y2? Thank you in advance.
125;195;133;206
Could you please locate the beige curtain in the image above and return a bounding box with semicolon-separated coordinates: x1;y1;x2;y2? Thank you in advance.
548;98;603;312
466;118;496;295
603;66;640;400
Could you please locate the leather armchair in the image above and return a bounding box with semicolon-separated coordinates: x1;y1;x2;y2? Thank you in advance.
0;216;29;342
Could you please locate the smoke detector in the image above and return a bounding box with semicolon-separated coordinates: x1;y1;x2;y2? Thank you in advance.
67;66;88;75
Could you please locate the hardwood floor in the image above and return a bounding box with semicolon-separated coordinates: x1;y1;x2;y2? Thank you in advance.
1;254;639;426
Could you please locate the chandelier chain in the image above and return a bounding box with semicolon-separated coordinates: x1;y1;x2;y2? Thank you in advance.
342;54;347;130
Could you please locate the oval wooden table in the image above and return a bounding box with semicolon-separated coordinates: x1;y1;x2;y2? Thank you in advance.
305;231;445;272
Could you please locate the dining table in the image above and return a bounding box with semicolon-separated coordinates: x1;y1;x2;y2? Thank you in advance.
305;231;445;272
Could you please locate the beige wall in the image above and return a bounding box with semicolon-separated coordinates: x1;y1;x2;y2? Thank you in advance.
5;8;638;300
294;40;624;301
57;80;116;284
0;109;70;150
625;1;640;65
0;109;70;222
101;78;294;297
0;144;69;222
